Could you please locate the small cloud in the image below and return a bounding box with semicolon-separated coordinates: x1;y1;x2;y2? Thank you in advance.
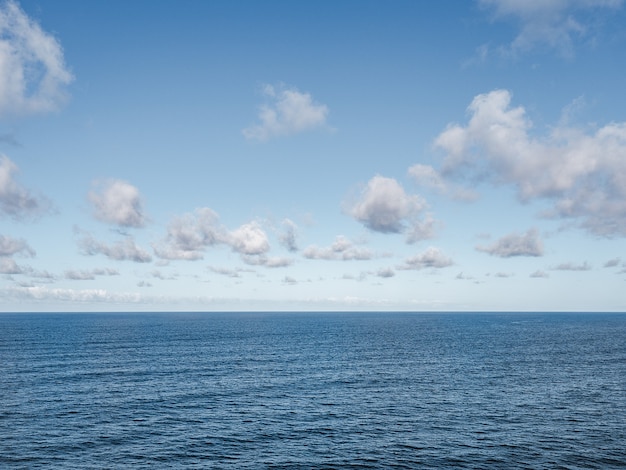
242;84;329;141
604;257;621;268
283;276;297;285
65;267;119;280
476;228;543;258
303;235;373;261
0;155;51;220
494;271;514;278
348;175;425;234
530;270;549;278
279;218;298;252
0;234;35;257
0;257;23;274
400;247;454;270
551;261;592;271
89;179;147;228
228;221;270;256
376;267;395;278
79;233;152;263
0;0;73;117
456;272;474;280
241;255;293;268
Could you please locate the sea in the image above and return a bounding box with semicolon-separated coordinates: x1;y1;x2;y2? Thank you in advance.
1;312;625;469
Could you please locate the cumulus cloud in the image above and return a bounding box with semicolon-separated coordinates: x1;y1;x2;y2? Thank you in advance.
400;247;454;270
153;208;223;261
349;175;426;234
79;233;152;263
303;235;374;261
242;84;329;141
0;155;50;219
476;228;543;257
0;1;73;117
228;222;270;256
89;179;147;228
479;0;623;57
434;89;626;236
155;209;286;267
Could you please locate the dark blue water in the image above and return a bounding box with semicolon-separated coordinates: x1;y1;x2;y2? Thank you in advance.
1;312;625;468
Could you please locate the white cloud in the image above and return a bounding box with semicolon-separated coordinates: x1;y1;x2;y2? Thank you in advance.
0;1;73;117
3;285;143;304
79;233;152;263
479;0;623;57
376;267;395;278
228;221;270;256
551;261;592;271
241;255;293;268
0;234;34;257
65;268;119;281
153;208;223;261
242;84;329;141
279;218;298;252
530;269;549;278
476;228;543;257
303;235;374;261
0;155;49;219
349;175;426;234
405;214;440;244
0;256;22;274
89;179;147;228
434;89;626;236
401;247;454;270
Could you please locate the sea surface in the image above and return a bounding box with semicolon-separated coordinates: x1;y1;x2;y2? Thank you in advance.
1;312;625;469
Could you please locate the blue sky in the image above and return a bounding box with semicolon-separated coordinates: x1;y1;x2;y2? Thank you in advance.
1;0;626;312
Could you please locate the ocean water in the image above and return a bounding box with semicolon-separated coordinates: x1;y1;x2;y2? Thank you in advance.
1;312;625;469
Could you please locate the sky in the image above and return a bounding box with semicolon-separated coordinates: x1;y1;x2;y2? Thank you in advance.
1;0;626;312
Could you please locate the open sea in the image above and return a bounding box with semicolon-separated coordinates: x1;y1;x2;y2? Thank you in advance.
1;312;625;469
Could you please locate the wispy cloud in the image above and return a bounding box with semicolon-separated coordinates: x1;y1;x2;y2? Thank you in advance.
0;155;50;219
89;179;147;228
0;0;73;117
434;89;626;236
477;228;543;257
530;269;549;278
79;233;152;263
0;234;34;257
478;0;623;57
65;268;119;281
303;236;374;261
551;261;592;271
242;84;329;141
